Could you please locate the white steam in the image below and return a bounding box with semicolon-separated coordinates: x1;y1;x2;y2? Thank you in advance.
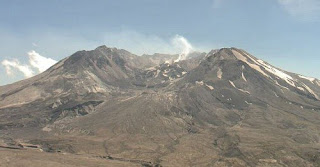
1;50;57;78
172;35;194;62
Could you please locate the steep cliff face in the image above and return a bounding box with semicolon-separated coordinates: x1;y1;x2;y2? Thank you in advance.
0;46;320;167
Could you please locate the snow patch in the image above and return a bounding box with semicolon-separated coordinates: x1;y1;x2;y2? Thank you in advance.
233;49;297;88
229;80;236;88
241;64;247;82
302;83;320;100
274;80;289;90
232;50;269;77
229;80;250;94
205;84;214;90
256;59;295;87
242;72;247;82
42;126;52;132
245;101;252;105
315;80;320;87
298;75;316;83
196;80;204;86
297;86;305;91
259;159;277;163
239;89;250;94
217;68;222;79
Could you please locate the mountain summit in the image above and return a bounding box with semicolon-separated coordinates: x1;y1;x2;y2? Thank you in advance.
1;46;320;167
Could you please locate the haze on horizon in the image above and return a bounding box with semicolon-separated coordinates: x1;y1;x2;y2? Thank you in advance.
1;0;320;86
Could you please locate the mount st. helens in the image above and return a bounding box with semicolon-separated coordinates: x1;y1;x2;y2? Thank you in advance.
0;46;320;167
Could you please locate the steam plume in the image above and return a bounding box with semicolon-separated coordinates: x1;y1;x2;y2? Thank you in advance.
172;35;194;62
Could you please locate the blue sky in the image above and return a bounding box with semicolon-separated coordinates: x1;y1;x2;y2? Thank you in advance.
1;0;320;85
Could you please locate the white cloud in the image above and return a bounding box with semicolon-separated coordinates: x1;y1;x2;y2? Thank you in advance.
1;50;57;78
172;35;194;62
28;50;57;72
277;0;320;21
1;59;34;78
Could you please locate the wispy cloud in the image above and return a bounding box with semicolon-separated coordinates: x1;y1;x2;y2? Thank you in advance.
32;43;38;47
1;50;57;78
277;0;320;21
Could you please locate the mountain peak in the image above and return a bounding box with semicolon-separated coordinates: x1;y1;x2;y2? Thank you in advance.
205;47;238;62
94;45;117;52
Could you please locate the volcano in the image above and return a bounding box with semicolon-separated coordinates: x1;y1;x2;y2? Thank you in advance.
1;46;320;167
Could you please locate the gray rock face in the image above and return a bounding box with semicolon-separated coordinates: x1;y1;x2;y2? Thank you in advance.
0;46;320;167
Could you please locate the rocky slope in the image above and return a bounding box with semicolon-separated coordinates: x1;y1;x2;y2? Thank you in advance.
0;46;320;167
